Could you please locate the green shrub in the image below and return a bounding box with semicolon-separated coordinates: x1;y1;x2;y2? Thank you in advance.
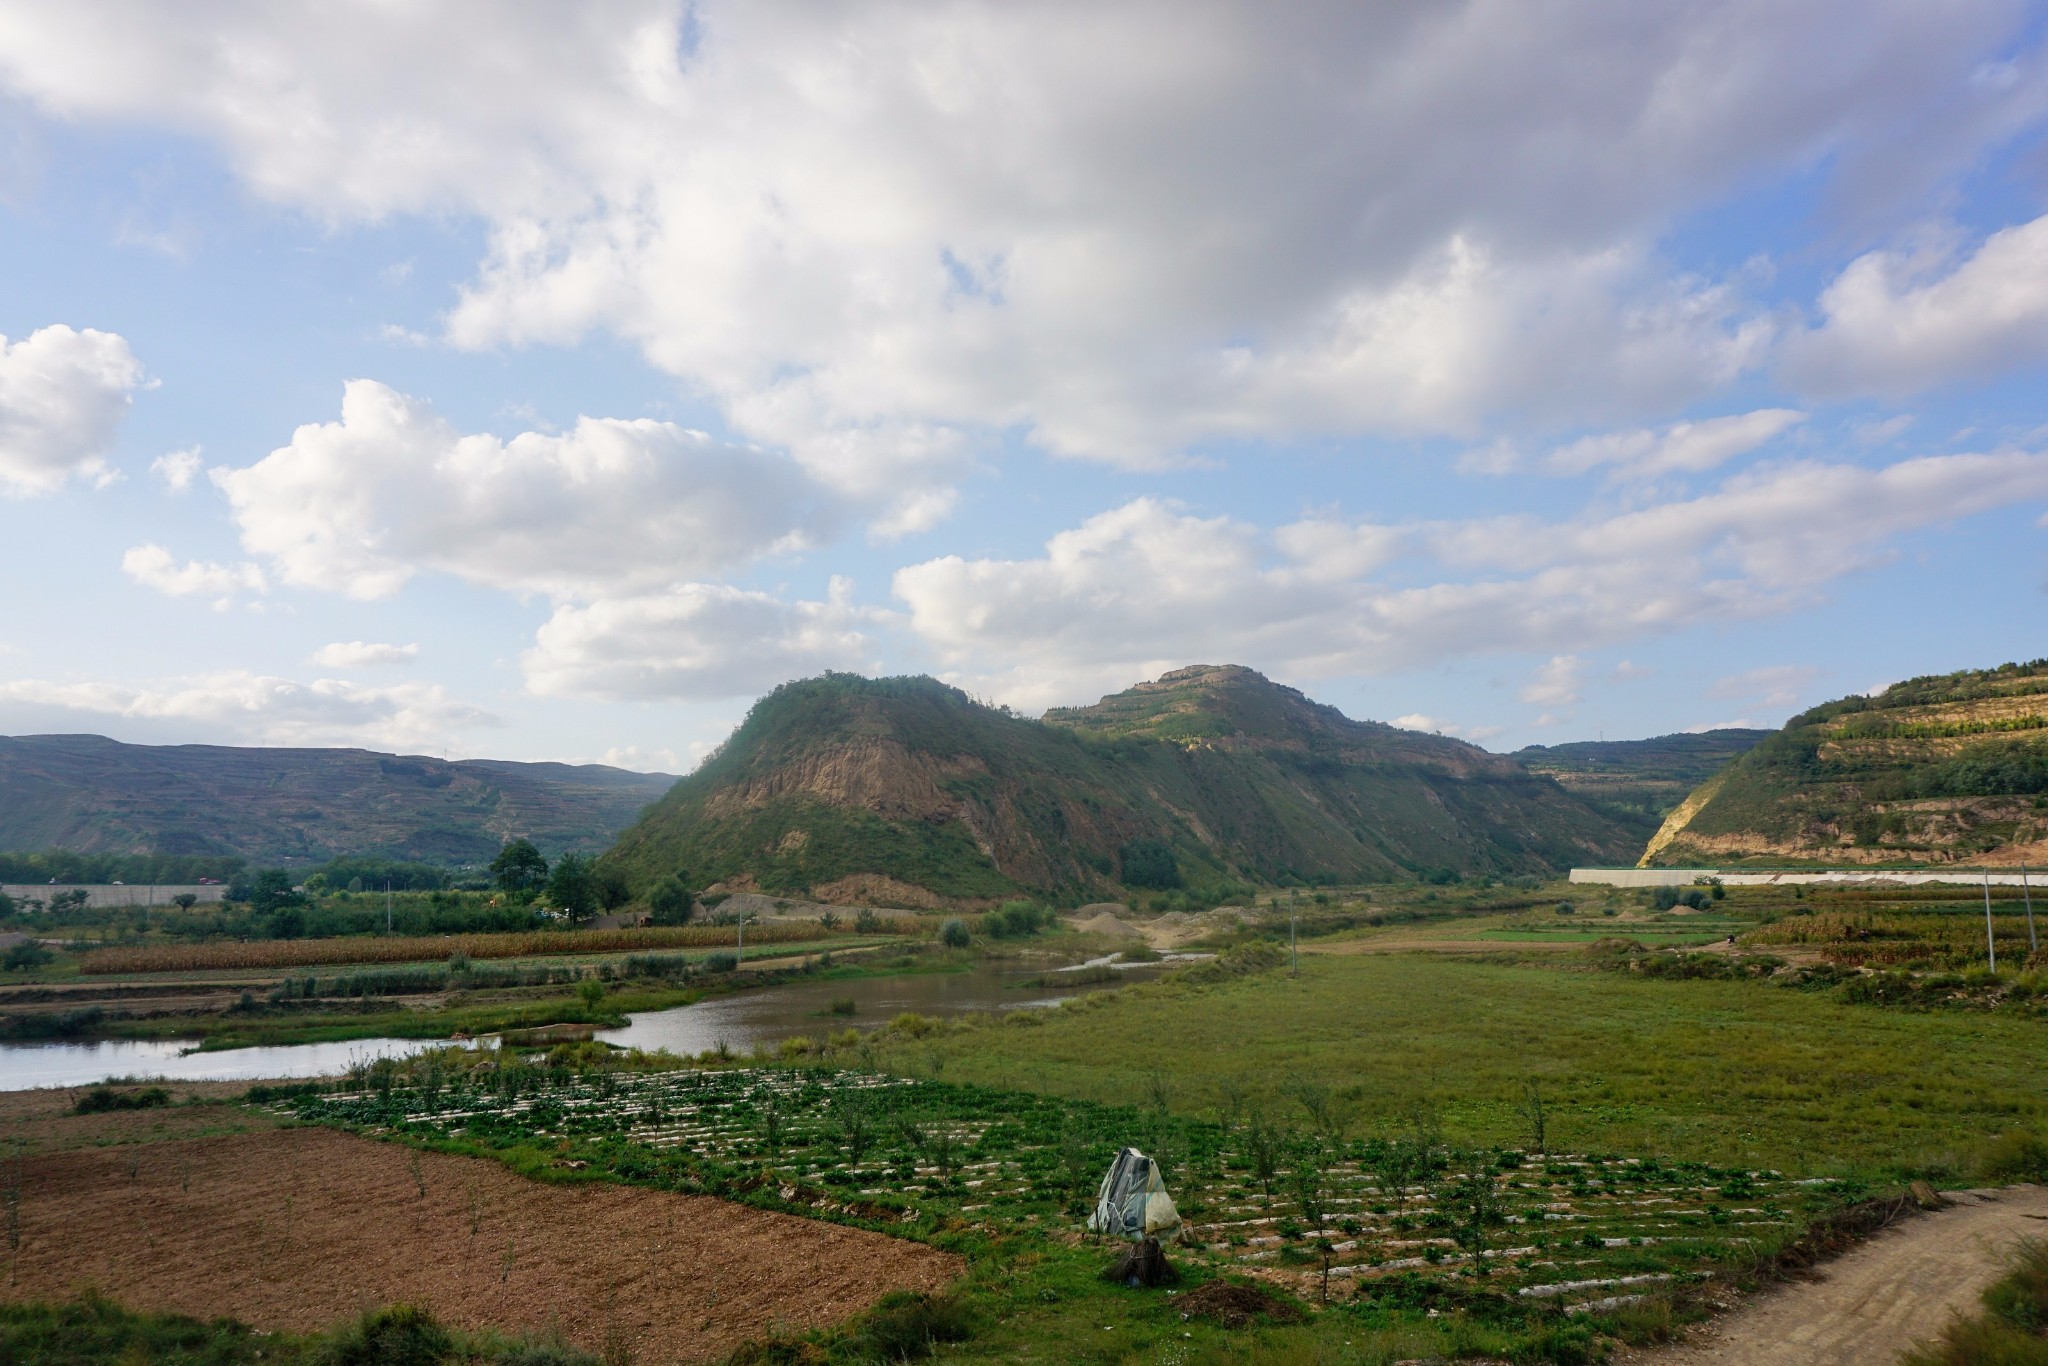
983;900;1051;938
1554;902;1575;916
75;1085;170;1114
939;917;970;948
703;951;739;973
320;1304;452;1366
853;1292;975;1360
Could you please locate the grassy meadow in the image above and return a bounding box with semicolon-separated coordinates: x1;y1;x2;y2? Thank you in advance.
907;947;2047;1177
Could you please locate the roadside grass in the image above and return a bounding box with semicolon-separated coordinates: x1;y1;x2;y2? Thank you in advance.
1903;1236;2048;1365
904;951;2048;1175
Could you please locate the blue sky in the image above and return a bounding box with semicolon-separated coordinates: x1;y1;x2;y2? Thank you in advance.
2;2;2047;771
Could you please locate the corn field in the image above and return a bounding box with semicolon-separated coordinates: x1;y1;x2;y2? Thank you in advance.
81;921;907;975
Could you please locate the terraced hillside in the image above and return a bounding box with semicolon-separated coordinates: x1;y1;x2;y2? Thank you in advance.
602;666;1638;902
0;733;675;865
1515;729;1769;834
1646;659;2048;866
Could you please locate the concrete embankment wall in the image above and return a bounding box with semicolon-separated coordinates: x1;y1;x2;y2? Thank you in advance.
1;883;230;908
1572;867;2043;888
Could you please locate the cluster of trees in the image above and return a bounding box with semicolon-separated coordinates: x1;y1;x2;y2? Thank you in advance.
1118;838;1182;890
488;839;633;921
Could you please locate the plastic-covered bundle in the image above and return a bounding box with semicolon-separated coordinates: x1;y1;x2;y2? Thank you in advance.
1086;1146;1181;1241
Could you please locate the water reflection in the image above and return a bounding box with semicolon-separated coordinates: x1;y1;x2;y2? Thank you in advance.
0;1036;442;1091
596;964;1140;1055
0;962;1154;1091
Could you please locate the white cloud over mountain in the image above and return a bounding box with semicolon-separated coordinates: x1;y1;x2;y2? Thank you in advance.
4;5;2047;750
896;447;2048;708
0;325;145;496
523;579;879;702
0;671;498;749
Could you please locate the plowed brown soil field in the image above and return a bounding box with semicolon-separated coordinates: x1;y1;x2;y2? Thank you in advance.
0;1125;960;1363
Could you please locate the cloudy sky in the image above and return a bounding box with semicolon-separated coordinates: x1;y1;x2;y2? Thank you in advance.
2;2;2047;770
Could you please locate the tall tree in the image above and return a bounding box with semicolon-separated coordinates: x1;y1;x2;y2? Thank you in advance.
490;839;548;897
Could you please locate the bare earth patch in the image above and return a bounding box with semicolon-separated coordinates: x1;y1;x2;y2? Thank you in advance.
0;1126;961;1363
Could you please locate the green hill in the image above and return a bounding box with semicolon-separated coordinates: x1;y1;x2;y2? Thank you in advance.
1515;729;1770;831
1645;659;2048;866
602;666;1641;903
0;734;675;866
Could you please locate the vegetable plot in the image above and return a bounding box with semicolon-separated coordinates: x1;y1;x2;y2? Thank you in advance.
279;1064;1850;1313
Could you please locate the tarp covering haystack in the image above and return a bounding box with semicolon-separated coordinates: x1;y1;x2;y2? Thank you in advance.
1088;1147;1181;1286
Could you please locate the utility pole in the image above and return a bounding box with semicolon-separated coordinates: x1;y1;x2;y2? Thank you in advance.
2024;863;2039;956
1983;873;1997;974
1290;910;1297;977
386;881;393;935
737;911;744;963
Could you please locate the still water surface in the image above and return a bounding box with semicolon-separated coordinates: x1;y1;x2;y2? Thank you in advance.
0;963;1150;1091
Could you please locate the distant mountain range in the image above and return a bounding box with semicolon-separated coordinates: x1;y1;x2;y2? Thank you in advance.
1643;660;2048;867
601;665;1645;903
0;734;675;866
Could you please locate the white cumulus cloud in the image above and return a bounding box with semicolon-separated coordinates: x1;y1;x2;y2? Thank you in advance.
214;379;830;601
1786;213;2048;396
0;3;2038;479
523;578;880;702
120;543;266;606
1519;656;1584;708
0;325;145;495
149;446;203;492
895;447;2048;708
309;641;418;669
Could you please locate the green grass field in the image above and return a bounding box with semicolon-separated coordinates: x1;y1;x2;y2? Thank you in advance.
910;951;2048;1176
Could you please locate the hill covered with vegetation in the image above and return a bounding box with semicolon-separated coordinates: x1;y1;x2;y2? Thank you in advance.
1515;729;1770;832
1645;659;2048;866
0;734;675;866
602;665;1640;903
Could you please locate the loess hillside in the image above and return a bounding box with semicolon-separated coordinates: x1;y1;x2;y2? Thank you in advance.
0;734;675;865
603;666;1640;902
1645;658;2048;866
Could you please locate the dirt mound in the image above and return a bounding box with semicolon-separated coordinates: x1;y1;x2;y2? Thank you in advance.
2;1126;959;1362
1070;911;1144;939
1145;906;1255;948
810;874;944;909
714;891;918;924
1175;1278;1302;1327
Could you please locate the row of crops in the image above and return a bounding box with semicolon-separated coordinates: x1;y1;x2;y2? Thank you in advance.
278;1061;1862;1312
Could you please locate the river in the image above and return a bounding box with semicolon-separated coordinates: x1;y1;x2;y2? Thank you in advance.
0;961;1163;1091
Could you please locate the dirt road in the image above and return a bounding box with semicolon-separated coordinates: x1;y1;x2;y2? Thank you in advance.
1630;1185;2048;1364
